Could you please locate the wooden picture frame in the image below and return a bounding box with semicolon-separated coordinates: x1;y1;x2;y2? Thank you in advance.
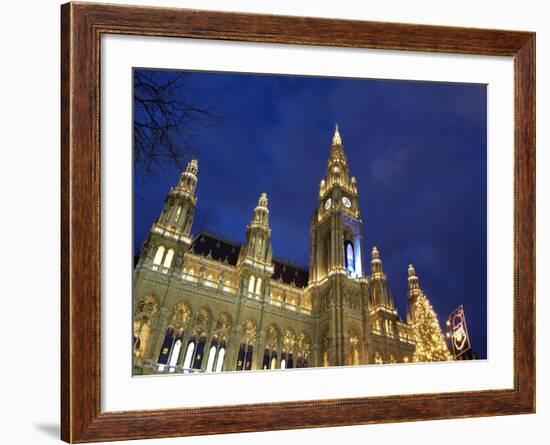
61;2;535;442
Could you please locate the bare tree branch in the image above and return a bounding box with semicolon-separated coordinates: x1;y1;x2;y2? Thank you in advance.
133;70;221;178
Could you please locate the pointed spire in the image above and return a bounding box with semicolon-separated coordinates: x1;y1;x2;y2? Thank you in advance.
370;246;383;275
257;192;268;209
332;123;342;146
238;192;273;270
186;158;198;175
251;192;270;228
177;158;199;194
408;263;421;294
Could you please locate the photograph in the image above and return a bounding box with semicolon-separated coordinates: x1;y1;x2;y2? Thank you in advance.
131;69;487;375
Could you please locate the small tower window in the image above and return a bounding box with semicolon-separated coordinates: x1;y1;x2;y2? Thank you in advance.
248;276;256;295
255;277;262;296
153;246;165;266
163;248;174;269
174;205;182;223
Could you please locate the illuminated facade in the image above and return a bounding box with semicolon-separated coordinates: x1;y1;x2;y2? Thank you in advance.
133;125;450;375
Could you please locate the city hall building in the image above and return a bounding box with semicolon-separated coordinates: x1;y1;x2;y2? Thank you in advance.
133;126;437;375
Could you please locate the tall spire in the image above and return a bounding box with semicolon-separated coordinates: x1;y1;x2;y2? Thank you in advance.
406;263;423;324
177;158;199;195
332;123;342;146
326;124;350;188
250;192;269;228
408;263;421;295
237;192;273;269
370;246;383;276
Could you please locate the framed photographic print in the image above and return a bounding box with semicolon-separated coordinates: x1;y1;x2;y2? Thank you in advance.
61;2;535;442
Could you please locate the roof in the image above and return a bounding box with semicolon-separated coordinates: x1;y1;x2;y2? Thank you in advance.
190;230;309;288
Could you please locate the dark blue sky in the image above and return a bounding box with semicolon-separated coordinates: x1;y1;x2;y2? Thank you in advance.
134;69;487;359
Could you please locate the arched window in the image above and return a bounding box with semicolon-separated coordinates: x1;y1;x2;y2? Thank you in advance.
344;240;355;275
248;276;255;295
157;327;174;371
206;345;217;372
244;345;254;370
262;349;271;369
163;248;174;268
280;354;287;370
153;246;165;266
192;336;207;370
270;353;277;370
168;339;182;373
133;317;151;358
182;341;195;373
287;353;293;369
215;346;226;372
255;277;262;296
236;343;246;371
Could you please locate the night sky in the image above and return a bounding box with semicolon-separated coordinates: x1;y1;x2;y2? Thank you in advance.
134;69;487;359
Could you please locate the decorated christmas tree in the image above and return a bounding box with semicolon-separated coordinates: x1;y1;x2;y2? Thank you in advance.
412;294;453;362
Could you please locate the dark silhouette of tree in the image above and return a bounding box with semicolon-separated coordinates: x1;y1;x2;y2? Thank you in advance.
133;70;220;177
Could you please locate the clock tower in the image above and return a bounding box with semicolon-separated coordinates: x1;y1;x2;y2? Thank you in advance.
309;124;364;283
308;125;368;366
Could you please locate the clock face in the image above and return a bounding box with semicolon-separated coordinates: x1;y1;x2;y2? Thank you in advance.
324;198;332;210
342;197;351;208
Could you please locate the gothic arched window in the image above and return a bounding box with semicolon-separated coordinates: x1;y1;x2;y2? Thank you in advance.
215;346;226;372
262;349;270;369
244;345;254;370
255;277;262;296
270;352;277;370
133;317;152;358
344;240;355;275
280;353;287;370
192;336;207;370
236;343;246;371
206;345;217;372
248;276;255;295
163;248;174;269
182;340;195;373
153;245;165;266
205;338;218;372
157;327;174;371
287;353;294;369
168;339;182;373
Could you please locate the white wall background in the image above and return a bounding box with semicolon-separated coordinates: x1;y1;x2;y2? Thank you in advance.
0;1;546;444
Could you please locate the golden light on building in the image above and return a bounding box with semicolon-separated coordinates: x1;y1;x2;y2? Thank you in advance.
133;125;454;374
